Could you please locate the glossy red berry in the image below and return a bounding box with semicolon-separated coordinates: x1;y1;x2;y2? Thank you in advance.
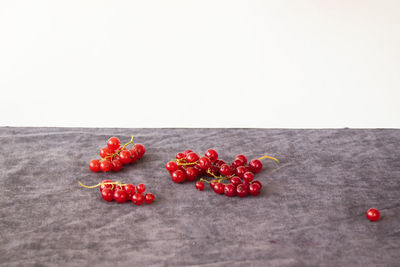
205;149;218;162
131;193;144;205
214;159;226;168
100;179;114;192
224;184;236;197
123;184;135;198
144;193;155;204
231;158;245;168
193;164;205;175
236;184;249;197
129;149;139;163
198;156;211;170
136;184;146;193
249;183;261;196
243;172;255;183
235;154;247;165
185;167;198;181
119;150;132;164
111;159;123;172
249;159;263;173
171;170;186;183
113;189;128;203
207;165;219;177
176;152;185;160
210;179;218;189
186;152;199;163
219;164;232;176
134;144;146;158
184;150;193;157
166;161;178;172
89;159;101;172
252;180;262;190
213;183;225;194
366;208;380;221
99;147;112;159
107;137;120;151
230;176;242;187
100;160;112;172
235;166;247;178
101;188;114;202
195;181;205;191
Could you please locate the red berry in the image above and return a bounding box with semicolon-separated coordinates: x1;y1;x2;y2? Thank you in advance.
176;152;185;160
89;159;101;172
231;158;244;168
119;150;132;164
249;183;261;196
207;165;219;177
219;164;232;176
134;144;146;158
230;176;242;187
99;147;112;159
129;149;139;163
171;170;186;183
123;184;135;198
111;159;123;171
144;193;155;204
136;184;146;193
366;208;380;221
235;166;247;178
184;150;193;157
235;154;247;165
185;167;198;181
213;183;225;194
100;179;114;192
193;164;205;175
224;184;236;197
210;179;218;189
131;193;144;205
198;157;211;170
101;188;114;202
100;160;112;172
195;181;205;191
166;161;178;172
186;152;199;163
107;137;120;151
205;149;218;162
252;180;262;189
214;159;226;168
243;172;254;183
249;159;263;173
113;189;128;203
236;184;249;197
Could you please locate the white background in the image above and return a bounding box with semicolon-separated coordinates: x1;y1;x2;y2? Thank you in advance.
1;0;399;128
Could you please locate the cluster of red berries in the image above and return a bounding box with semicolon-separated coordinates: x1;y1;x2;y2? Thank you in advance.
88;135;145;172
79;180;155;205
165;149;279;198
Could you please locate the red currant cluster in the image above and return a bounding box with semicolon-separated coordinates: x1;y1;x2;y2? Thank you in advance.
165;149;279;198
88;135;146;172
79;180;155;205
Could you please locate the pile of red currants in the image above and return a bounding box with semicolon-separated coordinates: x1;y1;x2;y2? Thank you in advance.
165;149;279;198
79;180;155;205
88;135;146;172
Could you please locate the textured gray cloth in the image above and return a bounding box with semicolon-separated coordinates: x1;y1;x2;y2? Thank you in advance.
0;127;399;267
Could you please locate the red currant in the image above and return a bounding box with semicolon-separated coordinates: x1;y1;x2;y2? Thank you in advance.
235;154;247;165
252;180;262;189
249;183;261;196
129;149;139;163
171;170;186;183
198;156;211;170
101;188;114;202
166;161;178;172
207;165;219;177
100;160;112;172
176;152;185;160
230;176;242;187
111;159;123;171
235;166;247;178
243;172;254;183
193;164;205;175
89;159;100;172
107;137;120;151
123;184;135;198
136;183;146;193
224;184;236;197
186;152;199;163
231;158;244;168
213;183;225;194
119;150;132;164
219;164;232;176
100;179;114;192
195;181;205;191
366;208;380;221
131;193;144;205
214;159;226;168
205;149;218;162
99;147;112;158
113;189;128;203
236;184;249;197
210;179;218;189
184;150;193;157
185;167;198;181
249;159;263;173
144;193;155;204
134;144;146;158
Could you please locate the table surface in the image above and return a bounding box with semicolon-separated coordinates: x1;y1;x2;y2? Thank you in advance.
0;127;399;266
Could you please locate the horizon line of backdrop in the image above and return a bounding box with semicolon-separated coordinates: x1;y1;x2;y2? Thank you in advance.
1;0;399;128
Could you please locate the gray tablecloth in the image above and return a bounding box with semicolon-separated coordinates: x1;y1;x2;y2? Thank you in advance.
0;127;399;266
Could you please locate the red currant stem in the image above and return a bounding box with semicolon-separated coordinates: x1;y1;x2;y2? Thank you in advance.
199;178;211;184
205;169;234;181
78;181;126;189
172;158;198;166
258;155;279;164
101;135;135;161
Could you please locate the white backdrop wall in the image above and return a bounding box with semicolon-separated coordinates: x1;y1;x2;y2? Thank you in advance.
1;0;399;128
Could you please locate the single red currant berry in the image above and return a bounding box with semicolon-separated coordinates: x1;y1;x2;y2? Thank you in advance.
101;188;114;202
171;170;186;183
131;193;144;205
235;166;247;178
235;154;247;165
185;167;198;181
100;180;114;192
184;150;193;157
89;159;101;172
123;184;135;198
205;149;218;162
195;181;205;191
236;184;249;197
219;164;232;176
366;208;380;221
186;152;199;163
249;159;263;173
99;147;112;158
224;183;236;197
144;193;155;204
113;189;128;203
129;149;139;163
214;159;226;168
166;161;178;172
193;164;205;175
136;183;146;193
111;159;123;172
100;160;112;172
119;150;132;164
252;180;262;190
107;137;120;151
207;165;219;177
230;176;242;187
210;179;218;189
243;172;255;183
134;144;146;158
249;183;261;196
198;156;211;170
213;183;225;194
231;158;245;168
176;152;185;160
